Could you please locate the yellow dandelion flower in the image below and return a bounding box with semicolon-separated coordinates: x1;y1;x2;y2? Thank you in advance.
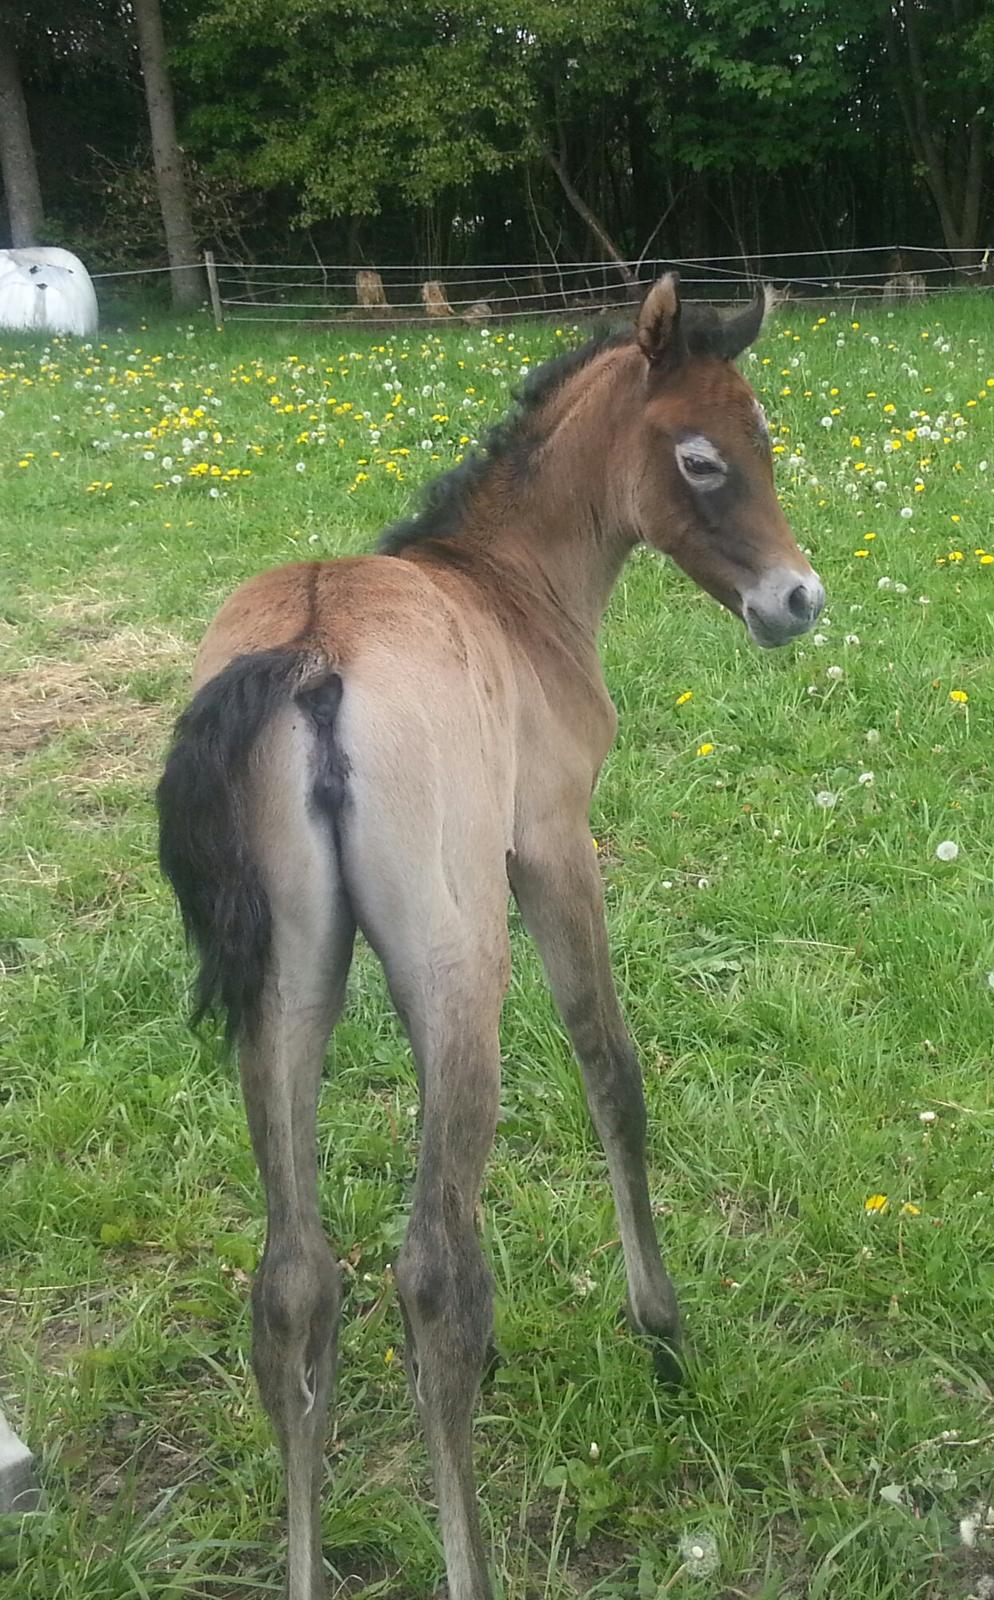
675;691;693;706
900;1203;921;1217
854;550;869;558
864;1194;889;1214
949;689;968;704
697;742;715;757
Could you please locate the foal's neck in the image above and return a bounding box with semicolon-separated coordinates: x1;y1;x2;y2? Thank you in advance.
454;343;641;638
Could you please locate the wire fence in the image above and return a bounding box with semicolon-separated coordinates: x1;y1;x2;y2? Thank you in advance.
89;244;992;327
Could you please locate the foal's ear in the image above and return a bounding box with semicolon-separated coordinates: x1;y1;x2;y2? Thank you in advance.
637;273;684;369
709;284;776;360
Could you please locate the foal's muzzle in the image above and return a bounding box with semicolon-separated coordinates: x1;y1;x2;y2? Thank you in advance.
741;566;826;648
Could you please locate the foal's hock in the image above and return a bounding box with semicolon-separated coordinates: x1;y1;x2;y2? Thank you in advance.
157;275;824;1600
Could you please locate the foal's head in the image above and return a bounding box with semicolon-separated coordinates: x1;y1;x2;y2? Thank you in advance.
630;274;824;647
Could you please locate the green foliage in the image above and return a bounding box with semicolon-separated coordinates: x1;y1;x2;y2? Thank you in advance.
182;0;535;221
5;0;991;264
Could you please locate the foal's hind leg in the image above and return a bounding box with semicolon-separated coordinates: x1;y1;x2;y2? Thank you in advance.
340;834;508;1596
241;715;356;1600
394;964;504;1600
510;829;681;1381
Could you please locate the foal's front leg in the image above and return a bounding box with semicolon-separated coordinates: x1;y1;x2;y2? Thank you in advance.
509;830;682;1381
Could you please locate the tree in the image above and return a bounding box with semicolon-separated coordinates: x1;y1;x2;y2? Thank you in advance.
0;31;44;246
885;0;991;264
132;0;203;307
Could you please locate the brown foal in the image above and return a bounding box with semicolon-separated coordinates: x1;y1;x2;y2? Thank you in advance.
157;275;824;1600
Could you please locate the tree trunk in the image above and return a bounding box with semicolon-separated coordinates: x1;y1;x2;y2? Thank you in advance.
0;35;44;247
544;150;636;286
886;1;985;267
132;0;203;308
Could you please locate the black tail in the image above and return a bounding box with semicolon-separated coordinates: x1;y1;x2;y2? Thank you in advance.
156;647;340;1043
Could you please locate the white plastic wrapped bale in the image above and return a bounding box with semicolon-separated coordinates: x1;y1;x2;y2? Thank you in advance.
0;247;99;336
0;1407;42;1513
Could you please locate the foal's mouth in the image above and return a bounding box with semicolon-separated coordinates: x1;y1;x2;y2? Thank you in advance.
740;565;826;649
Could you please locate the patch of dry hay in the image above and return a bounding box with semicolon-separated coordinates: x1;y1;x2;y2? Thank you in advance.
1;607;187;772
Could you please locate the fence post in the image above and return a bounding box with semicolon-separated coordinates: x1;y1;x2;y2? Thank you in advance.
204;250;223;328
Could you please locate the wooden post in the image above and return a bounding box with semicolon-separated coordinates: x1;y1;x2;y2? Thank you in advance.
204;250;223;328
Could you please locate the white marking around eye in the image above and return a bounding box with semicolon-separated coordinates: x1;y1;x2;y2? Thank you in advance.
675;434;727;488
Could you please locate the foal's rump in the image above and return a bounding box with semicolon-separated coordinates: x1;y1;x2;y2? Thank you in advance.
157;555;516;1045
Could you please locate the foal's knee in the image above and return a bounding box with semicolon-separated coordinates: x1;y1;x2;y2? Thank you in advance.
580;1038;647;1149
396;1222;492;1386
252;1239;341;1420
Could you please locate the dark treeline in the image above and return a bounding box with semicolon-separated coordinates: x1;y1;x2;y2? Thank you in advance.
1;1;991;304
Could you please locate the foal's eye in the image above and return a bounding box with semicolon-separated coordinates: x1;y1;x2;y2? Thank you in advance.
676;445;726;487
682;454;718;477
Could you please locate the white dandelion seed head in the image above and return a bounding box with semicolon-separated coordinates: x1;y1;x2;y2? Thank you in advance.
919;1109;937;1123
815;790;837;808
295;461;306;472
677;1532;720;1577
827;665;844;680
877;576;893;590
900;507;914;519
844;634;860;646
858;771;874;785
935;840;959;862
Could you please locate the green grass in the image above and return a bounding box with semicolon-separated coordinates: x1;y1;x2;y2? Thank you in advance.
2;298;993;1599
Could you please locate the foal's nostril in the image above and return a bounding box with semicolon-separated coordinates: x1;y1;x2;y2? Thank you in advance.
787;582;813;621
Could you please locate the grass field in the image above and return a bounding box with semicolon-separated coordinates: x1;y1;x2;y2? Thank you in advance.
2;294;993;1600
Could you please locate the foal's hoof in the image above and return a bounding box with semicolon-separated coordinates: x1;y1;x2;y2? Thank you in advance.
619;1303;685;1389
649;1336;685;1390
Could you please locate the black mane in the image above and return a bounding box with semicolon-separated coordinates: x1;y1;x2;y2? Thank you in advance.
378;326;632;554
377;300;752;555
